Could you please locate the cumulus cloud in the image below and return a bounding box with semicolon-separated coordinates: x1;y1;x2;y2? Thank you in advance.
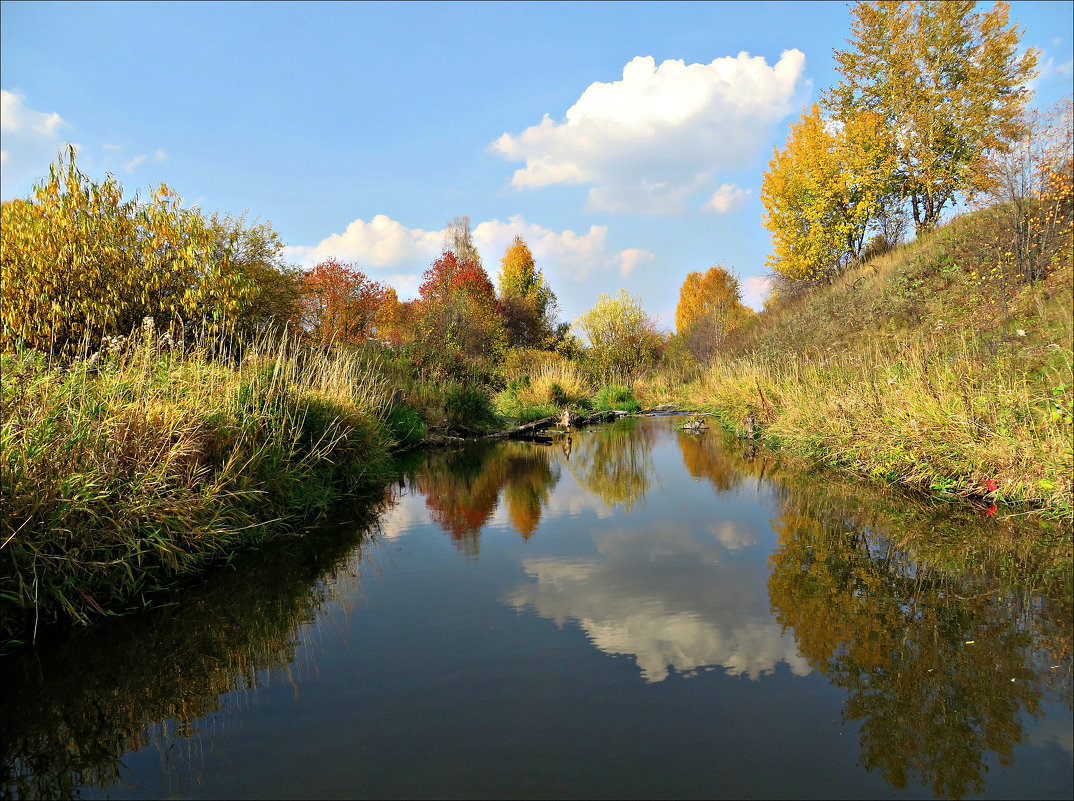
284;214;444;273
491;50;805;214
1;89;67;195
284;213;615;300
618;248;655;277
153;148;167;162
473;215;610;282
741;275;773;311
125;154;147;172
703;182;751;213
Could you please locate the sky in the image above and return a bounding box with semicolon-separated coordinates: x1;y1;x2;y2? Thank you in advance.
2;1;1072;329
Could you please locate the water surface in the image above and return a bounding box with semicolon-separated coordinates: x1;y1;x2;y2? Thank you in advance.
3;417;1071;799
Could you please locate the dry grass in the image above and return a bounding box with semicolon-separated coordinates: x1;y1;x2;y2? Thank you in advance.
0;324;395;637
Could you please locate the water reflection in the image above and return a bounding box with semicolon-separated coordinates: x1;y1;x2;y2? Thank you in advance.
564;418;655;512
0;493;392;800
766;482;1072;799
409;441;561;552
505;523;809;682
1;419;1069;801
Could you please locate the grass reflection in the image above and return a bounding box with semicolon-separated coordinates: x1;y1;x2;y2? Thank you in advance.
0;490;393;800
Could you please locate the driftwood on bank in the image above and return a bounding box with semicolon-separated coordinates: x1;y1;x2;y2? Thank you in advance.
486;408;623;440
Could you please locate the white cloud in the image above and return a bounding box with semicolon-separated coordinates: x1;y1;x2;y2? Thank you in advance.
125;154;147;172
473;215;610;282
285;213;615;300
741;275;772;311
490;50;805;214
618;248;655;277
152;148;167;162
703;182;751;213
1;89;64;136
103;142;123;151
0;89;68;196
284;214;444;275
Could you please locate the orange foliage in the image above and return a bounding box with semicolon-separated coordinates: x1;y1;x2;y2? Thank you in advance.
297;258;385;344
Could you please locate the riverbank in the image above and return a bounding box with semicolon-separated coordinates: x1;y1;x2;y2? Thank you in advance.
0;329;401;643
635;216;1074;521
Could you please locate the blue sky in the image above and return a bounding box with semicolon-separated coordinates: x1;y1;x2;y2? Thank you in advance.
2;1;1071;328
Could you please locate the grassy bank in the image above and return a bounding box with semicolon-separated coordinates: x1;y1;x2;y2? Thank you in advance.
637;213;1074;520
0;325;398;641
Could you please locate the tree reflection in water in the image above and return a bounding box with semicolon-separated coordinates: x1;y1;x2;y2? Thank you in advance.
564;419;655;512
411;441;560;552
766;483;1071;800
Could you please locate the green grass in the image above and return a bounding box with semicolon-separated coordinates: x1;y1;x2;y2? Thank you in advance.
0;328;396;639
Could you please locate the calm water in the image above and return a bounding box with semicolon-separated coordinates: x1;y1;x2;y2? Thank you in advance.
2;417;1071;800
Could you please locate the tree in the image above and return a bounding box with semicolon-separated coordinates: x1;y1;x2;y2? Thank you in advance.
297;258;385;344
372;286;415;345
414;251;506;378
0;146;257;354
573;289;660;379
975;99;1074;283
825;0;1038;233
209;212;302;334
675;263;751;360
761;104;897;283
496;235;559;348
443;214;482;269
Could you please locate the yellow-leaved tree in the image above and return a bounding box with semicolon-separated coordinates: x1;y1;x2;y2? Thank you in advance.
573;289;660;379
761;103;897;283
825;0;1038;233
496;235;558;348
674;264;752;361
0;146;259;354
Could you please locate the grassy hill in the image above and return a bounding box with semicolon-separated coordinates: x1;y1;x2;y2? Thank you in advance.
641;207;1074;519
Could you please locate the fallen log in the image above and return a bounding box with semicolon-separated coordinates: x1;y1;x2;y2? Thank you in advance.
487;416;559;439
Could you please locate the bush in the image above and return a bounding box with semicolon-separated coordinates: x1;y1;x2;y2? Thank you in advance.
385;403;426;449
592;384;642;413
443;383;499;433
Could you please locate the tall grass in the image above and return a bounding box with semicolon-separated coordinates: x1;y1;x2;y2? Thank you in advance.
639;211;1074;519
674;318;1073;518
0;324;395;637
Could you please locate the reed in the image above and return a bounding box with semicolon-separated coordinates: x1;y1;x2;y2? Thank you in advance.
0;323;395;638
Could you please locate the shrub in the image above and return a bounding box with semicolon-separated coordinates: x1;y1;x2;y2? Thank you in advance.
592;384;641;414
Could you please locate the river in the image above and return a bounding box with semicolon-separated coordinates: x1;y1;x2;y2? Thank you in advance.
2;416;1071;799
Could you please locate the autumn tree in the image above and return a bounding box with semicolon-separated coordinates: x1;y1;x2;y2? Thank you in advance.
975;99;1074;283
573;289;660;379
413;251;506;378
372;286;415;345
443;214;482;269
761;104;897;283
297;258;385;345
496;235;559;348
825;0;1038;233
0;146;257;354
674;263;752;361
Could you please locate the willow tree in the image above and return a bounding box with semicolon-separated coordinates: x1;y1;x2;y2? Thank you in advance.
0;146;257;353
825;0;1038;233
496;235;558;348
